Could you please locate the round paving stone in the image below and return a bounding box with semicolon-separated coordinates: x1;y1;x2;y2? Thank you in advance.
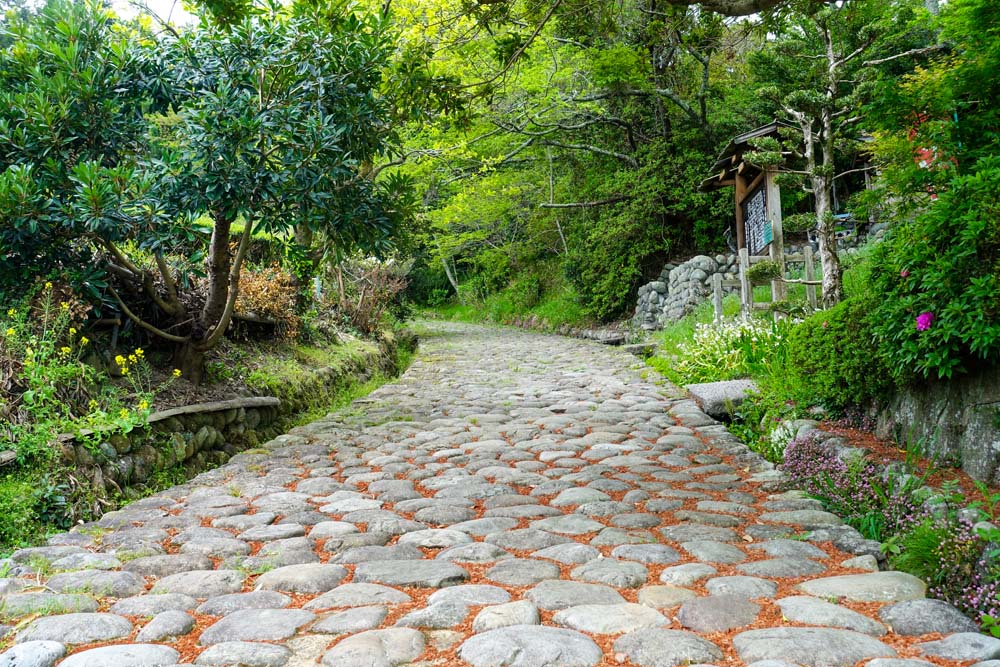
659;563;717;586
396;600;470;629
795;572;927;603
677;595;760;632
429;585;511;607
610;544;680;564
485;559;560;586
304;584;412;610
705;576;778;599
554;603;668;634
56;644;180;667
111;594;198;616
527;580;626;611
0;593;98;618
397;529;474;548
733;628;897;666
485;528;572;551
472;601;540;633
196;591;292;616
151;570;244;598
571;558;647;588
458;625;602;667
135;610;195;641
531;543;600;564
16;613;132;645
737;557;826;578
322;628;426;667
198;608;316;645
680;540;746;564
312;606;388;634
531;515;606;535
612;628;723;667
196;641;292;666
255;563;348;593
878;599;979;636
437;542;513;563
917;633;1000;661
637;585;697;610
354;560;470;588
778;596;887;636
0;641;65;667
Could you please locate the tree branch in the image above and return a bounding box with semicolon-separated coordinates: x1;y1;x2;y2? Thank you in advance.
863;43;947;67
540;140;638;167
539;196;630;209
109;287;190;344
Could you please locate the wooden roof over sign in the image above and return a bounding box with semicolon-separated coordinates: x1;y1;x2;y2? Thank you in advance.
698;120;794;192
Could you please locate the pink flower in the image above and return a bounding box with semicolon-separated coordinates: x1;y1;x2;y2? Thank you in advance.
822;321;828;328
900;269;910;278
916;311;934;331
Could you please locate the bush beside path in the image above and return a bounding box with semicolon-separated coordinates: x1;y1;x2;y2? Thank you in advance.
0;322;995;667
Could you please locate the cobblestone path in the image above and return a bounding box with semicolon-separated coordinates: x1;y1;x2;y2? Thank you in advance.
1;322;996;667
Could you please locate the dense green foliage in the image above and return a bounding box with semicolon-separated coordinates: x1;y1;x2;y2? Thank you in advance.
870;164;1000;380
786;296;891;411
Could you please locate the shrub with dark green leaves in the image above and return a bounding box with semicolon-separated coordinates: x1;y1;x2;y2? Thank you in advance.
786;295;891;413
869;159;1000;381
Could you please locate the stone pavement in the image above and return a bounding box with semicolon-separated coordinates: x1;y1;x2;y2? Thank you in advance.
1;322;996;667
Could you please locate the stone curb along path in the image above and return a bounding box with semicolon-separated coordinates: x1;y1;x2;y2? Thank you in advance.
1;321;997;667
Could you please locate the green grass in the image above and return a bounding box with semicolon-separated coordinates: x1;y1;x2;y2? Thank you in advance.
422;282;592;331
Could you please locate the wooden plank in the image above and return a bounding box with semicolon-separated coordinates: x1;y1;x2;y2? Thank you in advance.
721;280;741;288
735;172;747;251
804;245;818;310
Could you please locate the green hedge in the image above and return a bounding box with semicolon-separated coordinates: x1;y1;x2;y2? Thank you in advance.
786;296;891;412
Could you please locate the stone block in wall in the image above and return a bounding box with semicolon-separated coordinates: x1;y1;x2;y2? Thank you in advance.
876;363;1000;485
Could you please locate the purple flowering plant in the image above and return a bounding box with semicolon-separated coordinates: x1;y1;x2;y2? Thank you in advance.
783;432;1000;629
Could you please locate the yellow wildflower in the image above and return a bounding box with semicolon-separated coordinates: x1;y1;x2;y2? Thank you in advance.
114;355;126;366
120;366;129;376
60;302;69;310
5;328;13;337
172;369;182;378
6;309;14;317
80;336;89;346
119;408;129;419
59;346;71;356
44;281;52;289
134;348;144;358
88;400;98;409
25;347;33;357
69;327;77;335
137;399;149;411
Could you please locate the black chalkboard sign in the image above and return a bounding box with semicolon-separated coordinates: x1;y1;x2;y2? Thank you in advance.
741;182;772;255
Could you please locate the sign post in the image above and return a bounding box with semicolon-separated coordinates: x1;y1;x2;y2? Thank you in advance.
699;123;788;318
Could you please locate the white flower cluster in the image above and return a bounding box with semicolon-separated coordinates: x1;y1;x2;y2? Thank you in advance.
673;317;792;383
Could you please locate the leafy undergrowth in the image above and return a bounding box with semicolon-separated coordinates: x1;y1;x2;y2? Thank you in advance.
782;430;1000;631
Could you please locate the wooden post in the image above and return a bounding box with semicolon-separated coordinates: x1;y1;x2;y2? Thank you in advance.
804;244;818;310
739;248;752;320
712;272;724;322
766;166;786;304
734;171;747;251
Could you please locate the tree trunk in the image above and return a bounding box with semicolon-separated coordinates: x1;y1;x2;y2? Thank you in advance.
813;176;843;307
173;341;207;386
441;256;462;302
201;210;235;336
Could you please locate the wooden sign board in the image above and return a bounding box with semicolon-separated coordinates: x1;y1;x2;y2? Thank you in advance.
741;182;772;256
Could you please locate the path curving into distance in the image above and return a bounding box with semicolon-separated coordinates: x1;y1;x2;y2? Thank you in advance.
0;322;994;667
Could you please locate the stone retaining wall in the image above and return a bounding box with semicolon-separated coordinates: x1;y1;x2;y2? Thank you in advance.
55;331;416;507
633;234;873;331
875;363;1000;486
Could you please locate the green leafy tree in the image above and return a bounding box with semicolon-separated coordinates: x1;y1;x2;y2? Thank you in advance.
748;0;931;306
0;0;158;301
